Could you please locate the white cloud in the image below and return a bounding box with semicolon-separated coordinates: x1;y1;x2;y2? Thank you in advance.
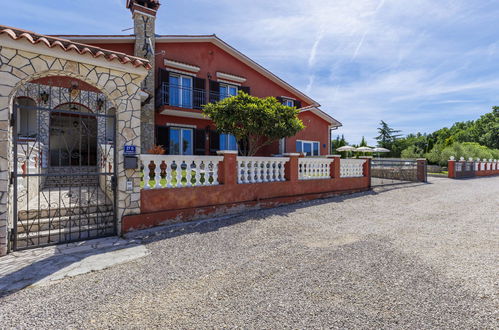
5;0;498;146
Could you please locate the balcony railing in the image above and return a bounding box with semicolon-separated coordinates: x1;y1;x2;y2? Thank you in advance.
157;83;206;110
156;83;238;110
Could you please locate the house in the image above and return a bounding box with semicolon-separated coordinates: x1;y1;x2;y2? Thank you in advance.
0;0;354;255
55;0;342;156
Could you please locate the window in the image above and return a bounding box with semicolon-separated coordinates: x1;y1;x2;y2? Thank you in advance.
283;99;294;107
296;140;320;156
169;74;193;108
220;133;238;151
219;84;238;100
169;127;193;155
16;98;37;138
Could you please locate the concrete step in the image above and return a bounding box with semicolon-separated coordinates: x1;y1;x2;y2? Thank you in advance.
15;223;115;248
18;204;114;221
17;212;114;233
43;176;99;188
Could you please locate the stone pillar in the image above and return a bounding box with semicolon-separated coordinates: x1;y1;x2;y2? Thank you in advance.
128;0;160;152
327;155;341;179
283;153;300;182
217;150;238;185
416;158;427;182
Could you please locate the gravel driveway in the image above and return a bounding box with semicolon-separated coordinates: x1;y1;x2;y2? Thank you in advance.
0;176;498;329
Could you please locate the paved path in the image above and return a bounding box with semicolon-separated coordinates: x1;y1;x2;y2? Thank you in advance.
0;176;497;328
0;237;149;293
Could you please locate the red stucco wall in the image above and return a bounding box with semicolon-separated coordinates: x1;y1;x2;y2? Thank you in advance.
155;42;310;104
81;40;333;155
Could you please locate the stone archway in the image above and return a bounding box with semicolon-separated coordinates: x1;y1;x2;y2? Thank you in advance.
0;32;149;254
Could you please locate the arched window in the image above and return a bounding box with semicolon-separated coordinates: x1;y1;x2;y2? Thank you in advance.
15;97;37;139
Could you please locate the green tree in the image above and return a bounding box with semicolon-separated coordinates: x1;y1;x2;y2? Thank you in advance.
202;92;304;156
359;136;368;147
375;121;402;156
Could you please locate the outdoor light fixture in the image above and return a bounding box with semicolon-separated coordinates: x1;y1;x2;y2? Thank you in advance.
69;81;80;99
38;91;49;104
96;98;105;110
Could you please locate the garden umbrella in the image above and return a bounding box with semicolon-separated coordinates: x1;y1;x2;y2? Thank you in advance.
336;145;356;158
372;147;390;153
372;147;390;158
355;146;374;158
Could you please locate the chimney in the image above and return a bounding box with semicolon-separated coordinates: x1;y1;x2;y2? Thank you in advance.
127;0;160;152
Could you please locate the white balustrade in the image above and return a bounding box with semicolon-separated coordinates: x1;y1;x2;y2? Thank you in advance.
140;155;223;189
237;156;288;184
298;158;334;180
340;159;366;178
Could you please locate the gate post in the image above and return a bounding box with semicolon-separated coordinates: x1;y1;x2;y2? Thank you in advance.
359;156;372;189
327;155;341;179
217;150;238;185
416;158;427;182
448;157;456;179
283;153;300;182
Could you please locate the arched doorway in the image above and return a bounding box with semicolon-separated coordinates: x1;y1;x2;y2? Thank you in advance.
12;77;117;249
50;103;97;167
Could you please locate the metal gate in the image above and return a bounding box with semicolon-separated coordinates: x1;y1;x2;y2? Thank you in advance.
371;159;426;186
10;82;117;250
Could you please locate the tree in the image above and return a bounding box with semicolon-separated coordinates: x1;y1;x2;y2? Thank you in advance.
359;136;368;147
375;121;402;148
332;134;348;153
202;92;304;156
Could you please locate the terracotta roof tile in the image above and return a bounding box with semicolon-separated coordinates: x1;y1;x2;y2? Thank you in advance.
0;24;151;70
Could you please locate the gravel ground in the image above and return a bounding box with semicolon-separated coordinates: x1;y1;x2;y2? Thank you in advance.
0;176;498;329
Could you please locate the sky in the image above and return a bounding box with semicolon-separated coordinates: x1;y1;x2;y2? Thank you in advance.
2;0;499;145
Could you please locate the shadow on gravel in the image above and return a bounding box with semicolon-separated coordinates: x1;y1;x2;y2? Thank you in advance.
130;180;432;247
129;190;380;245
0;240;144;298
371;181;429;193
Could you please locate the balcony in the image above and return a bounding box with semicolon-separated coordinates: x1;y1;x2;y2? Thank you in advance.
156;83;207;110
156;83;238;110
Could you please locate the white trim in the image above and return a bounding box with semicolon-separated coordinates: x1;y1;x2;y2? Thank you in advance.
216;72;246;83
168;74;194;108
164;68;197;77
217;150;238;155
281;96;296;100
296;140;321;156
169;126;194;156
164;59;200;73
159;109;210;120
0;35;148;76
219;83;238;99
217;79;241;86
165;123;197;129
